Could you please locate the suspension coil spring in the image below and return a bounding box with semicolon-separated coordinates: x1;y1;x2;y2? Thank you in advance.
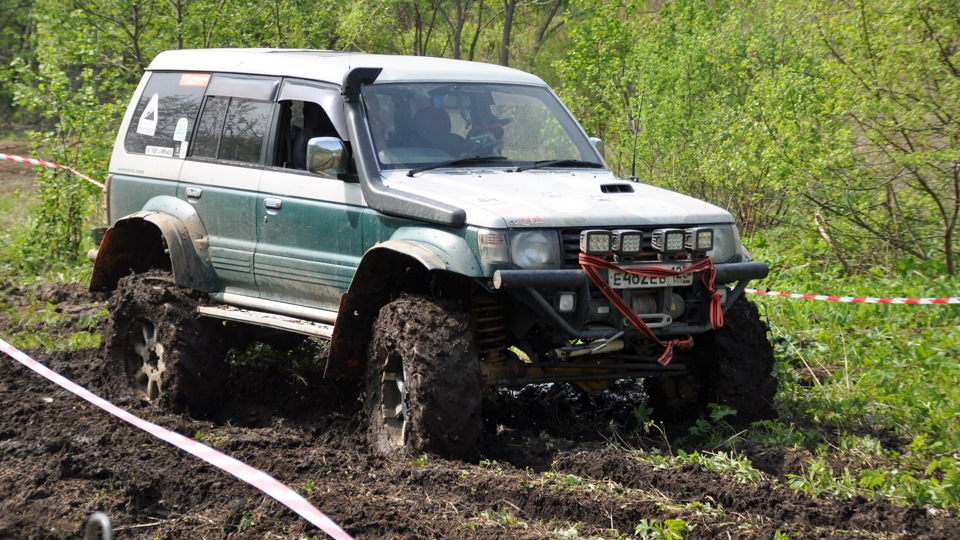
471;293;507;362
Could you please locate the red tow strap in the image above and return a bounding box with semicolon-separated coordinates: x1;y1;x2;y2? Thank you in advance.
578;253;723;365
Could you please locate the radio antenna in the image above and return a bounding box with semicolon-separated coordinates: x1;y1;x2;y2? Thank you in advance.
629;89;644;182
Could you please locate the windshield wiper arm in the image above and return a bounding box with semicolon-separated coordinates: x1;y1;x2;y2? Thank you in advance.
407;155;508;177
513;159;604;172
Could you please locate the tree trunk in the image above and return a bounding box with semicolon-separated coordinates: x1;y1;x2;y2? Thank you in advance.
499;0;517;66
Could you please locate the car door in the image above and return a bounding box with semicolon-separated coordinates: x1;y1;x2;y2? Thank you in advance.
254;80;365;312
178;74;279;295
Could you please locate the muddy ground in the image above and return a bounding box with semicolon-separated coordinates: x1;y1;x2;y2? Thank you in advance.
2;142;960;539
3;284;959;540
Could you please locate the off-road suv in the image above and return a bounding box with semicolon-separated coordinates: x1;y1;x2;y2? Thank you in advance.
91;49;776;459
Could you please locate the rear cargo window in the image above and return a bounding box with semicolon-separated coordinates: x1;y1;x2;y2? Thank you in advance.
123;71;208;158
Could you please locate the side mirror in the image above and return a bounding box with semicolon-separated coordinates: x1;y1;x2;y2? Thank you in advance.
589;137;605;160
306;137;349;178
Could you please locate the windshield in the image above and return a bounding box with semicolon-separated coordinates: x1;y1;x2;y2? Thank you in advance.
361;82;602;171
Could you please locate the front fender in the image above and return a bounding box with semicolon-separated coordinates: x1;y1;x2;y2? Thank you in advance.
328;233;481;378
384;227;483;277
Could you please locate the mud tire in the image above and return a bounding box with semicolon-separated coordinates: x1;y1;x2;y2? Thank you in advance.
102;272;227;413
365;294;483;460
646;296;777;422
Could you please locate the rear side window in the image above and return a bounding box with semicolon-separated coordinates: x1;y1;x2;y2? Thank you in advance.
191;96;229;159
124;71;209;158
190;97;273;164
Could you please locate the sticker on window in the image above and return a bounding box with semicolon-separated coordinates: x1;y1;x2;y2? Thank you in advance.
179;73;211;87
137;94;159;137
173;118;189;142
145;145;174;157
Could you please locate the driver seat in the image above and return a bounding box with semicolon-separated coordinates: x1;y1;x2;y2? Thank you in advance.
412;107;465;156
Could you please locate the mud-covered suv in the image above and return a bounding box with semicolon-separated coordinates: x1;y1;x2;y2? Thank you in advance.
92;49;776;459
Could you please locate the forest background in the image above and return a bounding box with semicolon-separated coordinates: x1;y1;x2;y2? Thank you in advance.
2;0;960;514
2;0;959;276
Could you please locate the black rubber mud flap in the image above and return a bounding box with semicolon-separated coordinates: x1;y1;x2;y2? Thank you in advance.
326;292;382;379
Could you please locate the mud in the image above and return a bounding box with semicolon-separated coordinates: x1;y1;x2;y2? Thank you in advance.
1;280;958;539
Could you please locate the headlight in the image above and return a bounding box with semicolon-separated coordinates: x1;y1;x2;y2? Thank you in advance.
707;224;742;263
510;230;560;268
479;229;560;269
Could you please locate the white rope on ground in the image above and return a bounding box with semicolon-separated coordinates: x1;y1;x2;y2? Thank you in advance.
0;338;354;540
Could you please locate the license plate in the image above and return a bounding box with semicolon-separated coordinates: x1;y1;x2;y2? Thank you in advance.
608;264;694;289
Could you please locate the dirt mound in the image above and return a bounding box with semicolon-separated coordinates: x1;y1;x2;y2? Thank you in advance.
1;286;959;538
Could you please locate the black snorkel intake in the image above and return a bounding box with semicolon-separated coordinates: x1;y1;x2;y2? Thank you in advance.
342;67;467;228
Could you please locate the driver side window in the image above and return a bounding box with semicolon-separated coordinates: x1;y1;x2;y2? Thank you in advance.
274;100;337;170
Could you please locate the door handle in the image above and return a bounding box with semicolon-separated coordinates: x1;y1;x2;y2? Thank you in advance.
185;186;202;199
263;198;283;210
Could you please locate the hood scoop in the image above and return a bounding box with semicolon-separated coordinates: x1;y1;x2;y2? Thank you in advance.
600;183;635;193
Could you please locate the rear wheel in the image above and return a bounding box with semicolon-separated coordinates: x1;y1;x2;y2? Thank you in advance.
646;296;777;422
365;294;483;460
102;272;228;413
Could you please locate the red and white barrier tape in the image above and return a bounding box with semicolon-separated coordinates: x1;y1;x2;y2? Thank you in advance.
9;148;960;310
0;338;353;540
1;152;105;190
746;288;960;305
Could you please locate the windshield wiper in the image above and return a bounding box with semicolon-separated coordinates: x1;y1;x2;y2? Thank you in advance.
512;159;604;172
407;155;508;177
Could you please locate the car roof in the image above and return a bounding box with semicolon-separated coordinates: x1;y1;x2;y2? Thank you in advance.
147;48;547;86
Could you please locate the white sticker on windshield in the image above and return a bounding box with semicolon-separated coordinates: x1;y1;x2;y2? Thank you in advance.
173;118;188;142
137;93;159;137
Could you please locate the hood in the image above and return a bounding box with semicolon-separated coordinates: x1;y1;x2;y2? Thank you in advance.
382;168;735;229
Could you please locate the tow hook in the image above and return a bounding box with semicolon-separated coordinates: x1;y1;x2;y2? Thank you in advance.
553;331;626;360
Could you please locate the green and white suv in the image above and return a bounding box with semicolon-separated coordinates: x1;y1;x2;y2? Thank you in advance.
92;49;776;459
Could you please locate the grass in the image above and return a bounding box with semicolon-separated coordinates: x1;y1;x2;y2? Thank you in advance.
0;140;101;351
744;231;960;511
0;287;105;350
619;229;960;513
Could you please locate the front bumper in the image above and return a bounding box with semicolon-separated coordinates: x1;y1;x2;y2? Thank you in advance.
490;260;768;341
492;261;769;290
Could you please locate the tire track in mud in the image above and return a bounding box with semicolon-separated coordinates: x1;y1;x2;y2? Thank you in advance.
3;345;960;539
2;281;960;539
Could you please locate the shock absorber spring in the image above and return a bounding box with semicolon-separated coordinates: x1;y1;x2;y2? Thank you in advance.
471;293;507;362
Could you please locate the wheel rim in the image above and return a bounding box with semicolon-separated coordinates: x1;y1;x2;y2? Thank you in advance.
127;317;166;401
380;355;408;447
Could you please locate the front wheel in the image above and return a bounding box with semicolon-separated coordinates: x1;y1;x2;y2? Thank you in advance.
365;294;483;460
646;296;777;422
